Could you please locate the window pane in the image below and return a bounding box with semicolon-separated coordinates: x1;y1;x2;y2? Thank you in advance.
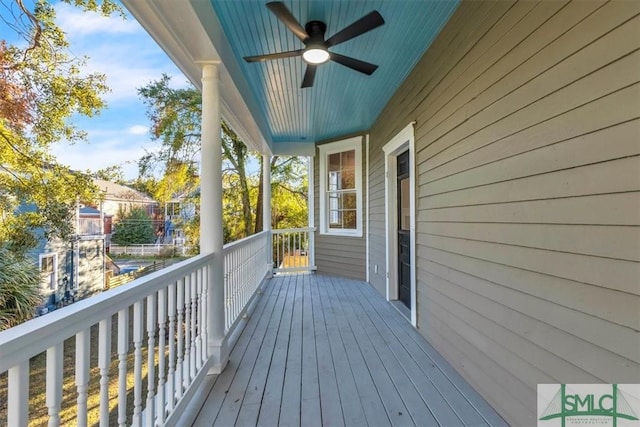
341;170;355;190
328;171;339;191
400;178;410;230
343;211;356;229
343;192;356;209
342;150;355;168
328;153;341;171
329;210;339;225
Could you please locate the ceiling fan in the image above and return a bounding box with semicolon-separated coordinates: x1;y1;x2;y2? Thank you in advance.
244;1;385;88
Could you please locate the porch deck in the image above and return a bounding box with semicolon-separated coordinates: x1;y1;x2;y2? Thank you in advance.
190;274;506;427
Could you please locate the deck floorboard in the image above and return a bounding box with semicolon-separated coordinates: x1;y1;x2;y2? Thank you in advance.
193;274;505;427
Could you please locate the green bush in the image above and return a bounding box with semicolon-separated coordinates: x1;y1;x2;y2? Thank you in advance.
111;208;156;245
0;247;42;330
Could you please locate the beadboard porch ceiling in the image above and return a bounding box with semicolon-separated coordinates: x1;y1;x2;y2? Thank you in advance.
121;0;460;155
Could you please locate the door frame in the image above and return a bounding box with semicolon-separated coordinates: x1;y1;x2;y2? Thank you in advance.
383;122;416;326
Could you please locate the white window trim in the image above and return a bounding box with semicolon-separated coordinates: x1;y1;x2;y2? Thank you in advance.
39;252;58;291
318;136;363;237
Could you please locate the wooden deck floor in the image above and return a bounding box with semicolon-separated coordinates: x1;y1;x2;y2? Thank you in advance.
192;274;506;427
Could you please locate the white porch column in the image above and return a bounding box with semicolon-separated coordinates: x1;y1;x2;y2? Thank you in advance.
307;156;316;269
200;62;227;373
263;154;272;275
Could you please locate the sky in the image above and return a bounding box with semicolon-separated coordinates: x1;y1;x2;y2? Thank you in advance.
2;1;187;179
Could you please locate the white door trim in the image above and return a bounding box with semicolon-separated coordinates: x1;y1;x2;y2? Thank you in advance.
383;122;417;326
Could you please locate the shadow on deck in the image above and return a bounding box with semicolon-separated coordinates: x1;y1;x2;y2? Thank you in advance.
190;274;506;427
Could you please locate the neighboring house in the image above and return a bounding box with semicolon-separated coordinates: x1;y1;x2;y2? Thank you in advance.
92;179;159;222
91;179;160;248
161;197;196;245
31;205;107;313
79;206;112;247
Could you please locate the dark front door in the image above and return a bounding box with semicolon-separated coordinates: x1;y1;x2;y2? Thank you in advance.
397;151;411;309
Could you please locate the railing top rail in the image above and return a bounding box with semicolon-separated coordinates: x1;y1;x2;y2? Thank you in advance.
222;230;268;254
272;227;316;234
0;253;214;373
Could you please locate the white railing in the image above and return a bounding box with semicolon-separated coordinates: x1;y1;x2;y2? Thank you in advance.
0;254;212;426
223;231;270;331
0;231;273;426
272;227;316;273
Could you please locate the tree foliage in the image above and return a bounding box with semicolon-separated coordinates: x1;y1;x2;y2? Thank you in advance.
0;0;121;254
137;75;308;248
111;207;156;245
0;247;42;330
93;164;126;184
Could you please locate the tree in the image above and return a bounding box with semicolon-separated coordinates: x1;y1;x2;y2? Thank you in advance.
137;75;308;247
93;165;126;184
1;0;122;254
111;207;157;245
0;247;42;330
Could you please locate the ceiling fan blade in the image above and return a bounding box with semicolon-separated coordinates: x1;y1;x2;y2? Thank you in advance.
244;49;304;63
301;65;317;88
330;53;378;75
325;11;384;47
266;2;309;42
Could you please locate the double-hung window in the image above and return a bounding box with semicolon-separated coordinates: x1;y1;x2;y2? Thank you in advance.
40;253;57;290
318;137;363;236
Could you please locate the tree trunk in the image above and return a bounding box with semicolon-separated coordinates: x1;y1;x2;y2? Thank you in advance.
235;152;252;238
254;156;263;233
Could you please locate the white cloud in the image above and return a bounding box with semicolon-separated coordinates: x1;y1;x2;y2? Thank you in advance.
55;3;139;36
51;136;157;180
128;125;149;135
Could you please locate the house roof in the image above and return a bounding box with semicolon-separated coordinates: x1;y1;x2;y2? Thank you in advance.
121;0;459;155
93;179;156;204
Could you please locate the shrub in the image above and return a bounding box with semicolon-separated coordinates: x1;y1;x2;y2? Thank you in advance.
111;208;156;245
0;247;42;330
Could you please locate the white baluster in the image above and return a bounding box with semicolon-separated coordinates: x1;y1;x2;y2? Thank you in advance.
133;301;144;426
157;288;167;423
146;293;156;427
176;279;185;399
8;361;29;426
75;329;90;427
200;266;208;363
224;255;229;329
117;309;129;427
183;274;192;385
190;271;197;379
167;283;177;410
46;343;63;426
195;269;202;371
98;318;112;426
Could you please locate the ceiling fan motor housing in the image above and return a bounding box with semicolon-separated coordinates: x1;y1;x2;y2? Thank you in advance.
304;21;327;44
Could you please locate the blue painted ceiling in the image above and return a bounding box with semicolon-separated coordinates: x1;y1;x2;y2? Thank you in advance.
208;0;460;145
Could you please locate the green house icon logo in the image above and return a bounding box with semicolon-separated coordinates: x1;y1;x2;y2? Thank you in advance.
539;384;639;427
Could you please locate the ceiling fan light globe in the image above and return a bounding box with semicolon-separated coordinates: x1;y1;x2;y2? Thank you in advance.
303;48;329;64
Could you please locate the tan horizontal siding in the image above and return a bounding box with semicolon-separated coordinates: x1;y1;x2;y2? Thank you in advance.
367;0;640;425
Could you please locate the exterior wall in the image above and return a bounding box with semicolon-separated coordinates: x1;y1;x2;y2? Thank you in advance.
76;238;106;298
367;1;640;425
36;237;106;306
314;136;367;280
